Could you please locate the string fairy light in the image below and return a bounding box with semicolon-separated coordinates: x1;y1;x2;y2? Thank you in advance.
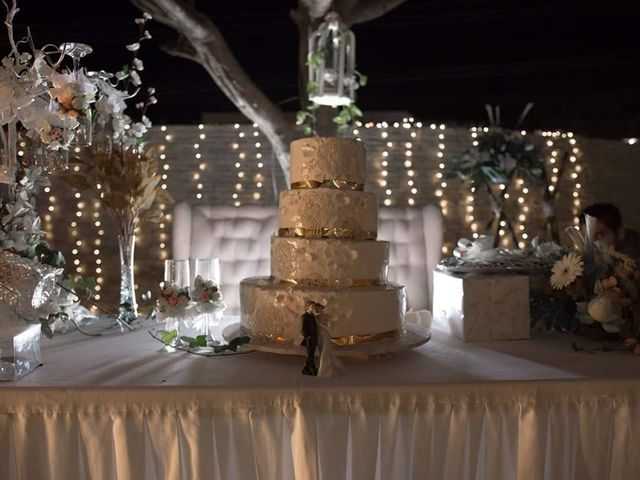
231;123;246;207
193;124;204;201
403;117;417;206
158;125;171;260
465;127;479;239
431;123;450;254
374;121;393;206
252;123;263;203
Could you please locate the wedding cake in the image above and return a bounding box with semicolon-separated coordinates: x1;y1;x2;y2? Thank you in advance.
239;137;406;346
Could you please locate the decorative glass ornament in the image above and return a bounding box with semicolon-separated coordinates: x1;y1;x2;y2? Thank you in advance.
308;12;356;107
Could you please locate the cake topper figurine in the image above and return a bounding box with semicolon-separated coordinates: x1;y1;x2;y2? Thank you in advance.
300;300;323;376
316;311;345;377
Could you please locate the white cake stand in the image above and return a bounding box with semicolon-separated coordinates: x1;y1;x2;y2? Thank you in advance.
222;322;430;357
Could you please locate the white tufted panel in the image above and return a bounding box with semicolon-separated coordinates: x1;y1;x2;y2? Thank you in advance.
378;205;442;310
172;203;278;314
172;202;442;314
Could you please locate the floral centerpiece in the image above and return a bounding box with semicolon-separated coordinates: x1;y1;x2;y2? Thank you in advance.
532;222;640;352
0;1;98;180
154;275;227;349
61;13;172;324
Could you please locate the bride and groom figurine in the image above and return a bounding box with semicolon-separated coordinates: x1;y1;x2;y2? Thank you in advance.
300;300;344;377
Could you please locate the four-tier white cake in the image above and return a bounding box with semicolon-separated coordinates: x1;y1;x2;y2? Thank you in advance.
239;137;406;346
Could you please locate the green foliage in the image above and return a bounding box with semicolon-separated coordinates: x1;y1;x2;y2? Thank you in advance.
214;336;250;353
355;70;367;87
36;242;65;267
64;274;96;299
156;329;251;354
180;335;207;349
159;329;177;345
333;103;363;136
446;128;545;189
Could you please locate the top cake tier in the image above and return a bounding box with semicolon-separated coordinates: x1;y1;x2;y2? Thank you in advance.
290;137;366;188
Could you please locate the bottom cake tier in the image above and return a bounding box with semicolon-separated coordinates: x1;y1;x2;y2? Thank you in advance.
239;276;406;344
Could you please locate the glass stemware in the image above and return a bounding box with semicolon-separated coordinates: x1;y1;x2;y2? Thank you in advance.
193;258;221;287
59;42;93;147
163;259;191;288
193;258;223;342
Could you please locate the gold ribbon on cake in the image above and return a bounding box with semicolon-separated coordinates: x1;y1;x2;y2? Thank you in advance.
291;179;364;191
278;227;376;240
280;277;381;287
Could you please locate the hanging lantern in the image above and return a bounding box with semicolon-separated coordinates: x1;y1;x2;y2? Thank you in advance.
308;12;356;107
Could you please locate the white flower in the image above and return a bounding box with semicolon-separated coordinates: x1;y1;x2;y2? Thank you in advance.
143;30;152;40
129;121;147;138
550;253;584;290
133;58;144;71
192;275;222;304
141;115;152;128
143;12;152;20
129;70;142;87
126;43;140;52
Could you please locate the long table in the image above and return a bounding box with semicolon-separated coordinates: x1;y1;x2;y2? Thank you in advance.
1;319;639;479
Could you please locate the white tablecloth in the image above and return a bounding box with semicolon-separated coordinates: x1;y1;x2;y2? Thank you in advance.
1;318;639;480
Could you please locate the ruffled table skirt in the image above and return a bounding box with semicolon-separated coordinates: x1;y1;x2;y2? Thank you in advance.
0;321;638;479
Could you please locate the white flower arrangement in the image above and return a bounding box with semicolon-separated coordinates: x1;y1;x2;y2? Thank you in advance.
156;277;226;321
0;1;155;155
0;166;57;261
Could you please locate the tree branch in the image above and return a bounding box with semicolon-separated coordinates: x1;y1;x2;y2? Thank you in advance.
335;0;407;26
131;0;295;182
299;0;407;26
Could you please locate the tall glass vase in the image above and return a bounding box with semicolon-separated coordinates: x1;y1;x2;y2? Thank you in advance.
0;120;17;184
117;228;138;324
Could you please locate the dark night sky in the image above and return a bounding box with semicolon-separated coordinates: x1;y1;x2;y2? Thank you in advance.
6;0;640;138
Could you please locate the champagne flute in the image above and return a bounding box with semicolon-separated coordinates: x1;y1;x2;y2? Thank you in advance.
194;258;222;342
163;259;190;288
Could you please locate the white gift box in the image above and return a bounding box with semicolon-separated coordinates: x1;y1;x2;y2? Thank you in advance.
0;323;41;381
432;270;530;342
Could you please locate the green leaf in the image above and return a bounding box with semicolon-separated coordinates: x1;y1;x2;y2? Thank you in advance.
65;274;97;298
306;81;319;96
349;104;363;117
355;70;368;87
296;110;309;125
159;329;177;345
228;336;250;351
36;243;66;267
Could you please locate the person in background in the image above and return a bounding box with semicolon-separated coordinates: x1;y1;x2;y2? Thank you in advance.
582;203;640;259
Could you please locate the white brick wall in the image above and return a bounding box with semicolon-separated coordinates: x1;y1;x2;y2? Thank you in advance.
41;123;640;306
